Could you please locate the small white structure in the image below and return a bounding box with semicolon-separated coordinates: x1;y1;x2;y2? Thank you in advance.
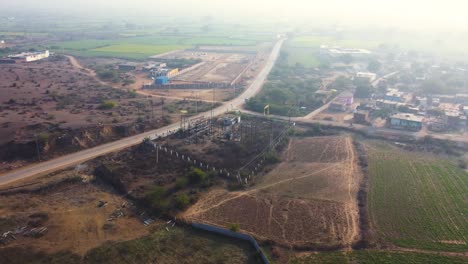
320;45;372;58
356;72;377;82
8;50;49;62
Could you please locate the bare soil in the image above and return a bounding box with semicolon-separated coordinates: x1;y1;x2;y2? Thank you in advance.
183;136;362;249
0;175;148;255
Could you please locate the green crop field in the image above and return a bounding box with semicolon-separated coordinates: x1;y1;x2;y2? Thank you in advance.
367;143;468;252
289;250;467;264
46;34;261;59
91;44;189;59
283;45;321;68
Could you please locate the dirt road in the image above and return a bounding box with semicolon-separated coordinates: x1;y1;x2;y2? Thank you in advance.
0;38;285;187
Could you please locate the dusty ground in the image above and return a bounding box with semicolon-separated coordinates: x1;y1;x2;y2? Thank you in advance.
183;136;362;249
0;173;149;255
0;57;172;144
313;100;361;123
142;88;236;102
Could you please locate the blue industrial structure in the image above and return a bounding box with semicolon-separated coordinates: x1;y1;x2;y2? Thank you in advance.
155;76;169;85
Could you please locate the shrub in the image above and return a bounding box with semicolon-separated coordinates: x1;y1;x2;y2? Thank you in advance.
188;167;207;184
175;177;189;189
228;223;240;232
264;151;280;164
145;186;169;215
99;100;117;110
174;193;190;210
37;133;50;143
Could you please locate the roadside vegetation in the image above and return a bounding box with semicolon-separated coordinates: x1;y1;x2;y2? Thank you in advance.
246;49;323;116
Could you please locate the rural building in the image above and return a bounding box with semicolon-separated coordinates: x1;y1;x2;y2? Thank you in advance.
415;97;428;108
167;68;179;78
463;106;468;116
435;95;456;103
456;93;468;104
427;118;447;132
8;50;49;62
353;110;369;124
384;88;405;102
376;99;399;109
320;45;371;58
118;64;136;71
155;76;169;85
356;72;377;82
389;113;423;131
445;111;460;128
143;62;166;71
329;91;354;112
153;67;178;78
329;101;347;112
459;116;467;127
337;91;354;105
221;115;241;126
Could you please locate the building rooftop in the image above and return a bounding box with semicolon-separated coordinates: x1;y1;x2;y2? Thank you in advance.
8;50;48;59
390;113;424;122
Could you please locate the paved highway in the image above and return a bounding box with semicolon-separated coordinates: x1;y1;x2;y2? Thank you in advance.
0;39;285;187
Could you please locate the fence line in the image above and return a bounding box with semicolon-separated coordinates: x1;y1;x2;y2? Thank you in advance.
191;222;270;264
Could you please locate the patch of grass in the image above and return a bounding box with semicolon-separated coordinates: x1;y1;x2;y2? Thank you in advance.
367;143;468;252
91;44;189;58
283;46;321;68
85;227;261;264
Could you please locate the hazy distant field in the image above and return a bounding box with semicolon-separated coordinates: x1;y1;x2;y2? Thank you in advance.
47;34;261;59
290;34;468;58
367;143;468;252
283;45;321;67
91;44;189;59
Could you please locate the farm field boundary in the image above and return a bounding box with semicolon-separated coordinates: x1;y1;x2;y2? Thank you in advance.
192;222;270;264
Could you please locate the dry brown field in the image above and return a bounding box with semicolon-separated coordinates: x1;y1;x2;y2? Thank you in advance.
183;136;362;249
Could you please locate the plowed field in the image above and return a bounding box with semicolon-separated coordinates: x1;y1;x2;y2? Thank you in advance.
184;136;361;249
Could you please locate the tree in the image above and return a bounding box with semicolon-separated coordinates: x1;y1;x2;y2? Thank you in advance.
174;193;190;209
267;88;288;104
188;167;207;184
355;84;373;98
367;60;382;72
99;100;117;110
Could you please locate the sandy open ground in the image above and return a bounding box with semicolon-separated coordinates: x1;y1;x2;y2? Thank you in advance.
184;136;362;249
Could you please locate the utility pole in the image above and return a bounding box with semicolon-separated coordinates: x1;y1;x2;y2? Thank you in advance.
156;145;159;164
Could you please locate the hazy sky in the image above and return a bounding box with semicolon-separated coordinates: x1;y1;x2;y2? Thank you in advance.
3;0;468;30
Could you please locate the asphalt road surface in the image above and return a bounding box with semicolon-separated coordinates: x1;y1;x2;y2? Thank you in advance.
0;38;285;187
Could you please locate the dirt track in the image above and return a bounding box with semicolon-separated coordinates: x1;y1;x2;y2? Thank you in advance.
183;136;361;249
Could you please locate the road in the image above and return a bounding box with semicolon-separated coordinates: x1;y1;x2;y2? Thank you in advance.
0;39;285;187
371;71;399;87
243;109;468;144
